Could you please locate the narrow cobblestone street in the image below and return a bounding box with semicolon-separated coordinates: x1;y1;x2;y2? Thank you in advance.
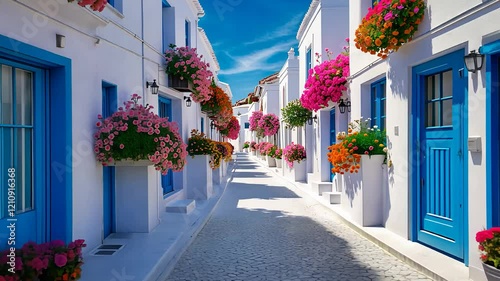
166;153;433;281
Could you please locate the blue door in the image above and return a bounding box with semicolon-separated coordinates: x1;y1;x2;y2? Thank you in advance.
159;97;174;195
413;50;466;260
0;60;46;248
102;83;117;238
330;109;336;181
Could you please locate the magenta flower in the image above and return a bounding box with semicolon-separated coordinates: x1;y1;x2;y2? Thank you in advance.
54;254;67;267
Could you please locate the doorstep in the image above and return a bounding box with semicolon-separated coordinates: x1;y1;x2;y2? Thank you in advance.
80;159;237;281
256;159;470;281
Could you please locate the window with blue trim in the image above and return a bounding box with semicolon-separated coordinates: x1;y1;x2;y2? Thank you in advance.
185;20;191;47
244;122;250;129
201;117;204;133
306;47;312;80
107;0;123;13
370;79;386;130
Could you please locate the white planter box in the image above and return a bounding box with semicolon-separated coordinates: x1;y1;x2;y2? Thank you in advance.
285;160;307;182
115;166;159;233
267;156;276;167
251;150;256;156
186;155;213;200
107;159;154;166
276;158;282;168
260;154;266;160
341;155;385;227
213;167;222;185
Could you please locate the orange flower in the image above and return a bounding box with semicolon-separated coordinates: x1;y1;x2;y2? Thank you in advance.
392;31;399;36
375;39;382;46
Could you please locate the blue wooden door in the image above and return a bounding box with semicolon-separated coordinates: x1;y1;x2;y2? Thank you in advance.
159;97;174;195
0;61;46;248
330;109;336;181
413;50;466;260
102;83;117;238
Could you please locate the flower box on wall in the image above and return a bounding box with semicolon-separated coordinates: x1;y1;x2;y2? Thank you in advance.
186;155;213;200
341;155;385;227
106;159;154;166
168;74;194;92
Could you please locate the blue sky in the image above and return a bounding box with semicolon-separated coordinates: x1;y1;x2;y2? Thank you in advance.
198;0;311;103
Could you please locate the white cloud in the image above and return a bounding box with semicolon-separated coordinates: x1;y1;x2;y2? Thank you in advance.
219;40;295;75
244;14;303;45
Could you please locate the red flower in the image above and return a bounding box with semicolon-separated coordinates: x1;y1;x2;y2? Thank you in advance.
54;254;68;267
476;230;494;243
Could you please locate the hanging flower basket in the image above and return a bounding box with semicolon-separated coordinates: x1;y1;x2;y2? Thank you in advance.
354;0;426;59
258;113;280;137
249;111;265;138
300;43;350;111
168;74;194;93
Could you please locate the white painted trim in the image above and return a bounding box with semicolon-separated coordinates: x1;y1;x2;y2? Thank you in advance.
297;0;319;40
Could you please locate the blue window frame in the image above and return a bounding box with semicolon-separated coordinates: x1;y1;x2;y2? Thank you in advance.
330;109;336;181
370;78;386;130
185;20;191;47
244;122;250;129
306;47;312;80
481;40;500;228
201;117;204;133
107;0;123;12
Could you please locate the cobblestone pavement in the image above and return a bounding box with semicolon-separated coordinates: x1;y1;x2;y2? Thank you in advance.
166;153;432;281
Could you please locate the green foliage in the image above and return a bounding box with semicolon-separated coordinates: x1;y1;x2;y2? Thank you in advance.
281;99;312;128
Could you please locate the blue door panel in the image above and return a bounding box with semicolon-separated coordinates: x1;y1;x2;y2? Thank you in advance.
159;97;174;195
330;109;336;181
413;49;466;261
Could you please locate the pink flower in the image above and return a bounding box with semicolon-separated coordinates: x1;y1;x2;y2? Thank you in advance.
119;144;125;149
414;7;419;13
54;254;67;267
369;146;374;151
476;230;494;243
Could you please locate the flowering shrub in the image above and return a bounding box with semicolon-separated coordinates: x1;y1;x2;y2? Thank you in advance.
274;148;283;159
266;145;279;158
258;113;280;136
354;0;425;58
476;227;500;269
218;116;240;140
243;141;250;149
0;239;86;281
68;0;107;12
201;84;230;116
283;143;306;168
249;111;264;138
94;94;187;174
212;142;225;169
165;44;213;103
221;142;234;162
281;99;312;128
250;141;257;151
187;129;215;156
300;43;350;111
258;142;274;156
328;118;386;174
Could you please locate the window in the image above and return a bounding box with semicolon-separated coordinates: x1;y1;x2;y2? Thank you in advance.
306;47;312;80
201;117;204;133
185;20;191;47
370;78;386;130
244;122;250;129
107;0;123;13
425;71;453;128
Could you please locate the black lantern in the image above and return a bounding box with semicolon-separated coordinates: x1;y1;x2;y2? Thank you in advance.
338;99;351;114
307;115;317;125
210;120;216;130
183;96;192;107
464;50;484;73
146;79;159;95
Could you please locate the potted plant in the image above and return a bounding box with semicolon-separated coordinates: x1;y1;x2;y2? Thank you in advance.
186;130;217;199
274;148;283;168
283;142;307;181
243;141;250;152
265;144;278;167
0;239;86;281
165;44;213;103
300;42;350;111
249;111;265;138
327;118;387;226
68;0;107;11
258;113;280;137
94;94;187;174
281;99;312;128
476;227;500;280
354;0;425;59
250;141;257;156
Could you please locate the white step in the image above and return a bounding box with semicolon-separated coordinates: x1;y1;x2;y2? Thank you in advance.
165;199;196;214
311;181;332;195
323;192;342;204
307;173;317;184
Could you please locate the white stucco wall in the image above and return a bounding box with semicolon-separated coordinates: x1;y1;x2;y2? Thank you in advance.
0;0;220;254
348;1;500;279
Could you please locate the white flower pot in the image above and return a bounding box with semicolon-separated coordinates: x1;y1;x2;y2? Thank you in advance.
276;158;282;168
251;150;256;156
266;156;276;167
261;154;266;160
186;155;213;200
106;159;154;166
341;154;385;227
285;160;306;182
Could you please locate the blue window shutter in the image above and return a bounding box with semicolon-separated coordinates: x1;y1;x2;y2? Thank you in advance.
244;122;250;129
370;78;386;130
185;20;190;47
306;47;312;80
